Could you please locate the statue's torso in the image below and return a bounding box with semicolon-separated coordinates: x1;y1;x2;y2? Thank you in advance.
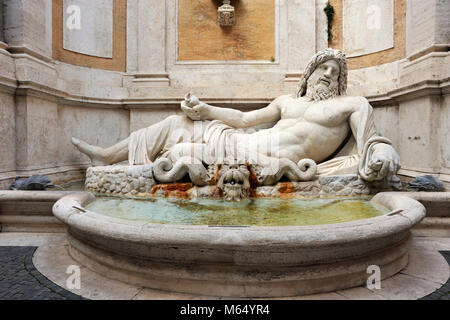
250;95;356;163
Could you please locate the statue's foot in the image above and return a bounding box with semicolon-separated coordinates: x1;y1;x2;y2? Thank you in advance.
71;137;108;166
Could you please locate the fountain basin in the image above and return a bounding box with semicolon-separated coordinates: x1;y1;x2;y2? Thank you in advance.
53;192;425;297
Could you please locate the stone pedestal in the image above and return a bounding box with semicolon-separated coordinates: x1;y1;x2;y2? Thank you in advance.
85;165;372;198
85;165;155;195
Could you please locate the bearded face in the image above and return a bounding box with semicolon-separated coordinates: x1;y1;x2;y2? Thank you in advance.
305;59;340;101
217;164;251;201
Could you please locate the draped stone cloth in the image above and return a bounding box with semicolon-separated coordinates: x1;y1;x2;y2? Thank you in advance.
128;117;258;166
317;98;393;180
128;115;209;165
128;98;392;179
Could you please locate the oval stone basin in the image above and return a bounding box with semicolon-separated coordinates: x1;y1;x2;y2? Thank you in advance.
85;196;389;226
53;192;425;298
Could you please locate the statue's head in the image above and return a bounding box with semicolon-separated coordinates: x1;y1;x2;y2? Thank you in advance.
296;49;348;101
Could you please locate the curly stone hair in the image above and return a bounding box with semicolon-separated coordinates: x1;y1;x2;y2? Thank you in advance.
296;48;348;98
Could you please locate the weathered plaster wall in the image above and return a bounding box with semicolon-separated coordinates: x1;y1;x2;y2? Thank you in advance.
178;0;275;61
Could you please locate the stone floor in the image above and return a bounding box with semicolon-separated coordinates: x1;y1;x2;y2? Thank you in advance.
0;246;84;300
419;251;450;300
0;232;449;300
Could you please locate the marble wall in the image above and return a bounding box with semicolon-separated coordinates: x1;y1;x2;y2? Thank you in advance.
3;0;52;58
15;96;58;171
56;104;130;166
0;92;15;176
0;0;4;42
442;94;450;172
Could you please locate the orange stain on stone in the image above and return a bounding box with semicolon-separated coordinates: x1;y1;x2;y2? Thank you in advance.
278;182;295;194
151;183;193;199
246;163;259;198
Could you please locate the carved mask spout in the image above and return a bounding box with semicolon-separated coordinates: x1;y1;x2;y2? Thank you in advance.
218;0;235;27
217;164;251;201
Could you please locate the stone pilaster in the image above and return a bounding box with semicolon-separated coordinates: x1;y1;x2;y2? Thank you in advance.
0;0;4;43
127;0;169;87
15;96;58;173
3;0;52;60
406;0;450;59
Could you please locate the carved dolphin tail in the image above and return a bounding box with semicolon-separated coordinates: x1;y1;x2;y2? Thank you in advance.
294;158;317;180
258;158;317;186
152;157;209;186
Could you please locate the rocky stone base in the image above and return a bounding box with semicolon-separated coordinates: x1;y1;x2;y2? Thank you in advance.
85;165;372;198
85;165;155;195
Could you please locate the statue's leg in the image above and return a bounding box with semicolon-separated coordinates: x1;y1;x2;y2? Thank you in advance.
130;115;208;165
73;115;205;166
71;137;129;166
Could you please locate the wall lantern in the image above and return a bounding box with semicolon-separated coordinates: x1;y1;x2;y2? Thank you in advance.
218;0;235;27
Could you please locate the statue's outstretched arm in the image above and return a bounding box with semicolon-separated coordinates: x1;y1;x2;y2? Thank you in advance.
181;93;283;128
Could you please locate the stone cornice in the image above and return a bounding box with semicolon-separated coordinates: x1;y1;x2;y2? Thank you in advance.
0;75;17;94
368;78;450;107
0;41;8;51
7;45;53;63
0;48;448;108
6;76;448;109
406;44;450;62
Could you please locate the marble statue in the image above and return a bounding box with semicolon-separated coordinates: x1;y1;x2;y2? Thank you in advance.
72;49;401;187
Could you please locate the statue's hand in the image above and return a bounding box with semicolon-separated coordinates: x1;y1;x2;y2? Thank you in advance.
368;143;401;180
181;93;210;121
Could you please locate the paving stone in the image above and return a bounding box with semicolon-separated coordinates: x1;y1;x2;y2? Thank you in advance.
33;244;142;300
419;251;450;300
0;246;84;300
336;286;385;300
401;249;450;285
0;233;66;247
370;273;442;300
0;233;449;300
411;237;450;252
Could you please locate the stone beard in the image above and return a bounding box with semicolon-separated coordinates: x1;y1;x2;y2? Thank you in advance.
306;80;339;102
305;66;340;101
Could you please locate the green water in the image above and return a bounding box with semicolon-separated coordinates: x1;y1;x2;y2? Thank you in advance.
85;197;389;226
